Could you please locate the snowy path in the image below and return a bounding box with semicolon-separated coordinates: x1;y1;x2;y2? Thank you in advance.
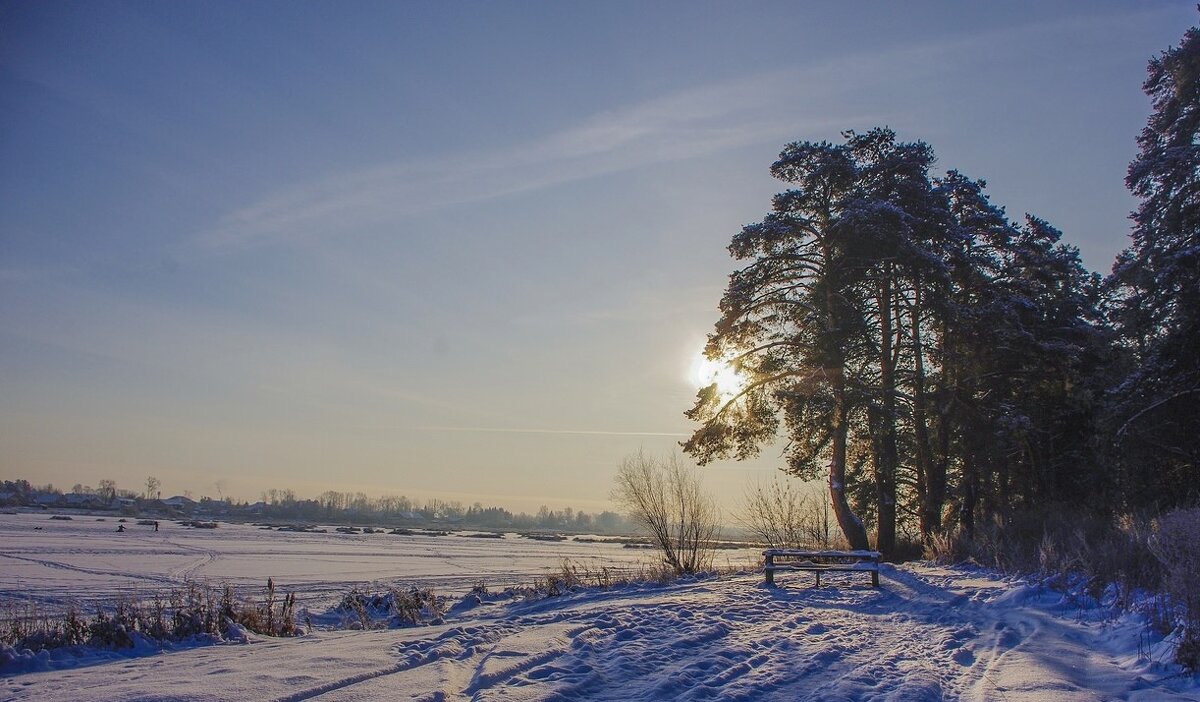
4;565;1197;701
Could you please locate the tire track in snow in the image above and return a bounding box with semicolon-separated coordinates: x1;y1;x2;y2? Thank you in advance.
0;552;178;587
164;540;221;582
270;623;517;702
270;662;409;702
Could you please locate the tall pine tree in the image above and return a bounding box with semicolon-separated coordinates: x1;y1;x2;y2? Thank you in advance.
1108;21;1200;505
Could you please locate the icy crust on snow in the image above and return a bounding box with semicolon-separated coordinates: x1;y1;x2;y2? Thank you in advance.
4;565;1198;701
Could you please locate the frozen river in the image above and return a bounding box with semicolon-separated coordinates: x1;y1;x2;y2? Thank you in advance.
0;511;761;611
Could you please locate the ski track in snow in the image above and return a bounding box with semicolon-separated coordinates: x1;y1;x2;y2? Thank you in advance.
5;565;1198;702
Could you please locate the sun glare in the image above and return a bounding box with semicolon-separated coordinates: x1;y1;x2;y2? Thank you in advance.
689;352;746;400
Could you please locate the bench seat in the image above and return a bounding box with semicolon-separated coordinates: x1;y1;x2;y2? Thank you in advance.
763;549;881;587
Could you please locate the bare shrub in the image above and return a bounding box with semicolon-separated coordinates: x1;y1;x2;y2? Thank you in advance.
740;477;806;548
1151;507;1200;670
390;587;440;626
739;477;836;548
926;513;1029;571
336;587;376;629
1082;514;1161;602
611;450;720;575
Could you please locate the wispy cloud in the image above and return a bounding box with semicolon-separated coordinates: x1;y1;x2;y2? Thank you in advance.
198;69;849;250
418;426;688;438
197;4;1162;252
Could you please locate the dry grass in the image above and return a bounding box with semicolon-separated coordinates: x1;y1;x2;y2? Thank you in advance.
926;504;1199;671
1150;507;1200;669
1;579;297;653
334;585;443;629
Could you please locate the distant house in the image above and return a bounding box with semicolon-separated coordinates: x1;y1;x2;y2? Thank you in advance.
162;495;197;510
35;493;63;507
65;493;103;508
0;491;17;506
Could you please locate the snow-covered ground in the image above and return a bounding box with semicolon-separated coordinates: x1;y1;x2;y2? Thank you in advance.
0;512;759;611
3;512;1198;701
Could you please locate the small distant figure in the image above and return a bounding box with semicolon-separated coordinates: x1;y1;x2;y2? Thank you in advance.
116;524;126;533
153;521;159;532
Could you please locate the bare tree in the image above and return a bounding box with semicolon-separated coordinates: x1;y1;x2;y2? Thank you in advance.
611;450;720;575
145;476;161;500
739;478;838;548
739;478;810;548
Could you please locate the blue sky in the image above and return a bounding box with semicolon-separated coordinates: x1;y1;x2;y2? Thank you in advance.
1;1;1194;512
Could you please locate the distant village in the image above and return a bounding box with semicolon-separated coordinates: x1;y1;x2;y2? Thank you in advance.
0;478;631;534
1;478;212;514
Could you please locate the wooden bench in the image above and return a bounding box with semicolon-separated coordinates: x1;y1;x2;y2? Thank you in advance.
763;549;881;587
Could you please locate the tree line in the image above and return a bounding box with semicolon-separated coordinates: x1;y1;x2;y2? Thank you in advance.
1;478;629;533
260;488;627;532
684;20;1200;556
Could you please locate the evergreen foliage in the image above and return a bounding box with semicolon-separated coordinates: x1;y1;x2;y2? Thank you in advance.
686;16;1200;561
1106;22;1200;507
684;128;1108;556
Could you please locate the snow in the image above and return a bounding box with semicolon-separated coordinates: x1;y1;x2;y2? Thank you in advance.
2;513;1198;701
0;512;759;612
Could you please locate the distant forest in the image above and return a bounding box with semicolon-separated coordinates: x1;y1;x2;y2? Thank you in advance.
684;22;1200;556
0;478;630;534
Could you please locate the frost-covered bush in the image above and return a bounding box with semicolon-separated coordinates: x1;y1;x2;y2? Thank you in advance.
231;578;297;637
171;582;220;638
334;586;443;629
0;579;299;658
1151;507;1200;670
1;603;91;652
928;506;1161;598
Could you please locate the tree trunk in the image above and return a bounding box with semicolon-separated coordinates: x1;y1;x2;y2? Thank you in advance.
910;285;940;541
960;462;978;538
874;274;898;556
830;382;871;550
818;236;871;552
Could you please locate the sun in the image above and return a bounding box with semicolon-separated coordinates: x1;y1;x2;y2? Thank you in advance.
689;351;747;400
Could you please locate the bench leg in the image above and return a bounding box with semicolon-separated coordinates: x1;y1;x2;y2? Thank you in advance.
765;554;775;586
871;569;879;587
814;571;820;588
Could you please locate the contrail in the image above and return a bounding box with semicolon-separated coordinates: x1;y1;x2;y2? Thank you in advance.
417;426;689;438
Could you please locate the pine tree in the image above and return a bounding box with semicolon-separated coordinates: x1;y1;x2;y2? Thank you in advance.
1108;21;1200;505
684;129;949;553
687;129;1108;551
684;135;873;550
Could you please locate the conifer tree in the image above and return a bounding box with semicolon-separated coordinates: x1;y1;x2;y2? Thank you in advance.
1108;21;1200;504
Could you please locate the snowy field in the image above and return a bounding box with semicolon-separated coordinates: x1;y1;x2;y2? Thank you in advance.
3;512;1199;701
0;512;759;611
